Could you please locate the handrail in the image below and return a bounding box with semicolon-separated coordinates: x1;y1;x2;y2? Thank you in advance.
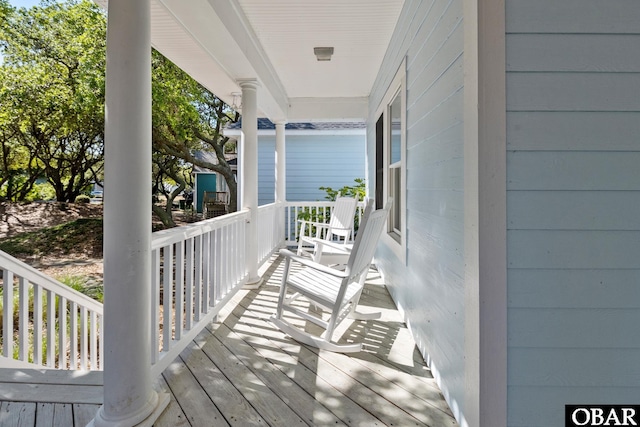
0;250;103;371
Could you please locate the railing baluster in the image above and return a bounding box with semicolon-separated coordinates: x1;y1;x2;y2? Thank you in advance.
175;240;184;340
194;235;202;321
70;301;78;369
185;237;194;330
222;225;228;298
80;306;88;370
163;244;173;352
202;233;210;313
99;314;104;369
91;311;97;369
33;285;43;365
18;278;28;362
58;296;67;369
2;270;13;357
150;249;160;362
46;289;55;367
211;229;219;306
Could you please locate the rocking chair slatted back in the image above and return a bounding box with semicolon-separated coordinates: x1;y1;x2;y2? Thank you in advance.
345;199;388;282
297;196;358;261
326;196;358;240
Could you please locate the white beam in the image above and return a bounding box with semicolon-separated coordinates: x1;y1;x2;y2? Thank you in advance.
275;121;286;203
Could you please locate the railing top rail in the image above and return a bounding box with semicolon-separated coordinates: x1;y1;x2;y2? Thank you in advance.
0;250;103;313
284;200;366;207
257;202;279;210
152;209;250;249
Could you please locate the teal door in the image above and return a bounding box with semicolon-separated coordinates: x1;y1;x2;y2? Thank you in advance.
196;173;216;213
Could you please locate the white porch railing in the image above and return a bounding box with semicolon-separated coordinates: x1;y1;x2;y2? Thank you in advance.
257;203;285;267
283;201;366;246
150;209;248;377
0;251;103;371
149;204;284;377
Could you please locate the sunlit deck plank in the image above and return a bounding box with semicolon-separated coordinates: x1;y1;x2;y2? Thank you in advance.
161;356;230;427
71;404;101;427
35;403;73;427
178;335;267;426
152;375;189;427
0;401;35;427
193;327;307;426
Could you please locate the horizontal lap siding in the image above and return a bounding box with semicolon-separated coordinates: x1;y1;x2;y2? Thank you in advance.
506;1;640;426
257;135;365;205
369;0;465;421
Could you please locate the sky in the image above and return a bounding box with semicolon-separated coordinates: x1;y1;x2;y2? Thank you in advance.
9;0;43;7
1;1;58;62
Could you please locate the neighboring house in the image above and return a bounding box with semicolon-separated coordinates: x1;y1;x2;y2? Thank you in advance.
192;150;237;213
224;118;366;205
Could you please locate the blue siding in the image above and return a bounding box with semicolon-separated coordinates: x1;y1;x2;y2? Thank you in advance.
258;134;365;205
368;0;465;422
506;0;640;425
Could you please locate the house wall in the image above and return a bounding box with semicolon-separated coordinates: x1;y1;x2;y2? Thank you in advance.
506;0;640;425
258;134;365;205
367;0;466;422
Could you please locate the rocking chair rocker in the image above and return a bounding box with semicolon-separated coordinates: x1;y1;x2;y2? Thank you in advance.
271;198;392;353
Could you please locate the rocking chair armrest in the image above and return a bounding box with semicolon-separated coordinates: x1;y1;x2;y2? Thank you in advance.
279;249;348;278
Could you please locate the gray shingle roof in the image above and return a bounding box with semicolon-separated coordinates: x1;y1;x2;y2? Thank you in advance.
226;118;365;130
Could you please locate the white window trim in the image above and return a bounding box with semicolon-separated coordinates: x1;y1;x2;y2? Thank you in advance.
375;59;406;264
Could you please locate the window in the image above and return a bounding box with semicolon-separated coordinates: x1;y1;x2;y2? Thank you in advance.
375;60;406;261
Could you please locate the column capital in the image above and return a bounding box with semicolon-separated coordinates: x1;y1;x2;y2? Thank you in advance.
237;78;261;90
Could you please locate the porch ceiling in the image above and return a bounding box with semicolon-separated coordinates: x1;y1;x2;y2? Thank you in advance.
96;0;404;121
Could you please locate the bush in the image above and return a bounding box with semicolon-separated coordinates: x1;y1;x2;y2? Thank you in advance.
319;178;366;201
75;195;91;204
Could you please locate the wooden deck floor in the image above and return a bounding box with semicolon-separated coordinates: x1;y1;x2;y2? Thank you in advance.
0;256;458;427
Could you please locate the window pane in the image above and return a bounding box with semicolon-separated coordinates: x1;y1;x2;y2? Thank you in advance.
391;166;401;233
390;91;402;164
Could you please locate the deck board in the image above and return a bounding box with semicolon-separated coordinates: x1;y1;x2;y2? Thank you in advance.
0;256;457;427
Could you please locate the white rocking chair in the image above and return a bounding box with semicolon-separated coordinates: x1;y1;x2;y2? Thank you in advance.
271;199;392;353
296;195;358;265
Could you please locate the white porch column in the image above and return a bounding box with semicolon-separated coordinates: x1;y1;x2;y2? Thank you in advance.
91;1;168;425
239;79;263;287
274;121;287;203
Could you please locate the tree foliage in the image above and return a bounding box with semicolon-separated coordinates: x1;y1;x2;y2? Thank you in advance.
0;0;238;228
0;0;106;202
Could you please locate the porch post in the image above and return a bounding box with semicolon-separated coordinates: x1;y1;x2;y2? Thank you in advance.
91;0;168;425
275;121;287;203
239;79;263;288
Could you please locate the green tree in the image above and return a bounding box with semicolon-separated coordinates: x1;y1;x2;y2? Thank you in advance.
151;52;239;224
0;0;106;202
